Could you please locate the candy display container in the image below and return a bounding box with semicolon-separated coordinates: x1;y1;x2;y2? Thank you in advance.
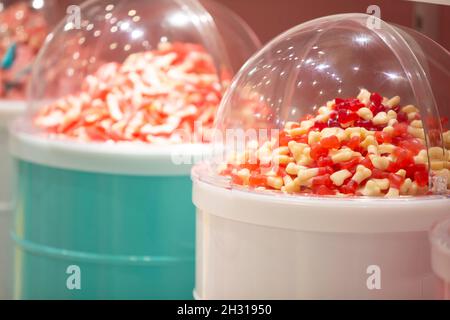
192;13;450;299
430;219;450;300
9;0;260;299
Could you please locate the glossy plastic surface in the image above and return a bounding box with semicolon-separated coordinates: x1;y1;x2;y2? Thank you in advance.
20;0;260;132
208;13;449;196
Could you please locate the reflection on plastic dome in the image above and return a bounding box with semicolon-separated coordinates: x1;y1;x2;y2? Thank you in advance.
25;0;260;143
0;0;51;99
211;14;449;197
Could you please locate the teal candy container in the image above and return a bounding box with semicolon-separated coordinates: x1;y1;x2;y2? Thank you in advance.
8;0;260;299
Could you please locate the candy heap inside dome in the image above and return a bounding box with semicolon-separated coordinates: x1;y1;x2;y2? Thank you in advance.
220;89;450;197
34;42;224;144
0;1;48;99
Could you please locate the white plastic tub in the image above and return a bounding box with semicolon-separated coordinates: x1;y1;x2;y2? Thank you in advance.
0;100;26;299
192;166;450;299
430;219;450;300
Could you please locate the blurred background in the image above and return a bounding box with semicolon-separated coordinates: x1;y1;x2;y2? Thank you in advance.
2;0;448;49
219;0;450;50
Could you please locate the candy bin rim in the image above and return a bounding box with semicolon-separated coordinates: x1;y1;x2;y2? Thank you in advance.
205;13;449;199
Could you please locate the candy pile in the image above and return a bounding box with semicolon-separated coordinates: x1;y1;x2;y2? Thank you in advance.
221;89;450;197
35;42;224;143
0;2;48;99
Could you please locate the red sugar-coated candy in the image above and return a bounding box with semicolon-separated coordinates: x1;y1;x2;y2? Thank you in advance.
414;170;429;187
329;111;338;119
231;174;244;185
339;157;360;172
314;185;336;196
392;105;401;113
312;174;333;187
321;135;340;149
405;163;427;179
327;119;340;128
360;157;374;170
393;147;414;168
370;92;383;107
310;143;329;160
220;167;233;176
399;138;425;154
386;161;399;173
334;98;345;105
313;121;328;131
375;131;392;144
370;103;386;116
335;98;364;112
371;168;390;179
318;166;334;175
345;136;361;151
396;112;408;123
389;173;405;189
338;109;359;124
268;165;287;177
354;119;376;130
240;161;260;172
278;131;292;147
340;180;358;194
293;135;308;144
393;122;408;137
249;174;267;187
317;156;334;167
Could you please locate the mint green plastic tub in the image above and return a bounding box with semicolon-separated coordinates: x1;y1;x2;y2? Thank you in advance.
10;132;206;299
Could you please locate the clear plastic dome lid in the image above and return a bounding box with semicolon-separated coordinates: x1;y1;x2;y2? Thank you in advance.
18;0;260;144
206;13;450;197
0;0;58;100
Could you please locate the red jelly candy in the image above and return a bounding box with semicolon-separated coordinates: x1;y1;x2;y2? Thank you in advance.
310;143;329;160
321;136;340;149
339;157;360;172
231;174;244;185
370;92;383;107
345;136;361;151
327;119;340;128
312;174;333;187
399;138;425;154
338;109;359;125
371;168;389;179
249;174;267;187
314;185;336;196
393;147;414;168
340;180;358;194
318;166;334;175
375;131;392;144
313;121;328;131
393;123;408;137
360;157;374;170
414;170;429;187
317;156;333;167
389;173;405;189
278;131;292;147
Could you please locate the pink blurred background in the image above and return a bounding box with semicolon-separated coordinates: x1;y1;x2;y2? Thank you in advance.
219;0;450;50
